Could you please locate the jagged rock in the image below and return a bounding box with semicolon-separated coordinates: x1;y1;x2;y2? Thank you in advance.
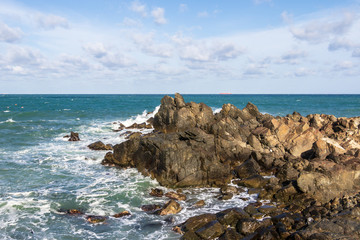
180;213;217;232
125;132;141;140
165;191;186;201
68;131;80;141
195;220;225;239
237;175;268;188
149;188;164;197
216;208;250;227
157;200;182;215
88;141;112;150
219;228;243;240
141;204;161;213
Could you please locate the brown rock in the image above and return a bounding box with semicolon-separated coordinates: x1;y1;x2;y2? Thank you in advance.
193;200;205;207
157;200;182;215
165;191;187;201
150;188;164;197
113;210;131;218
195;220;225;240
68;131;80;141
86;215;107;224
141;204;161;213
181;213;217;232
88;141;112;150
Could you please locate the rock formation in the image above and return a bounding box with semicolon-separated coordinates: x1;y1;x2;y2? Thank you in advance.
103;93;360;205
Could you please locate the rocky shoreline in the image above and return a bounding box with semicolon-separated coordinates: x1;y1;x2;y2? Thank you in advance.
94;93;360;239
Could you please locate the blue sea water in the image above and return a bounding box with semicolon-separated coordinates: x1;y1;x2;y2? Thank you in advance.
0;94;359;239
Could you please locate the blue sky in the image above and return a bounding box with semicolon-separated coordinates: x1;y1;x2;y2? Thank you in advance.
0;0;359;93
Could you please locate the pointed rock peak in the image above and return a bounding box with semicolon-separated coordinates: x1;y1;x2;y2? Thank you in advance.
174;93;186;108
245;102;260;117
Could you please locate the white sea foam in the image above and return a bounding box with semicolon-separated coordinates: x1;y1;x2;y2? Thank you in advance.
0;118;16;124
3;110;10;113
212;107;222;114
120;105;160;127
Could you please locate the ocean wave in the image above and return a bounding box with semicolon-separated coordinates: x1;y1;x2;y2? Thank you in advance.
3;110;10;113
120;105;160;127
0;118;16;124
212;107;222;114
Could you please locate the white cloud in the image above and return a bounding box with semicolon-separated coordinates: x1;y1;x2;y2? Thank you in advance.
83;42;107;58
6;46;43;65
328;38;358;51
130;1;147;17
334;61;353;70
36;13;69;30
0;21;23;42
122;17;142;27
281;11;293;24
172;35;243;62
352;49;360;57
3;65;26;74
179;4;187;13
197;11;209;18
151;7;167;25
99;53;134;69
294;67;314;77
290;12;356;43
133;32;173;57
59;54;90;70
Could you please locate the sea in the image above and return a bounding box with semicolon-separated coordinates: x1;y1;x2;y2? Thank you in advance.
0;94;359;240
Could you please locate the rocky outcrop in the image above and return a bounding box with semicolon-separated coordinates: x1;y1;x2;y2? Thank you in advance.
103;93;360;203
88;141;112;150
68;131;80;141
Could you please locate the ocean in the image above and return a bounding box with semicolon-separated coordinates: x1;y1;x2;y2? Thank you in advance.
0;94;359;239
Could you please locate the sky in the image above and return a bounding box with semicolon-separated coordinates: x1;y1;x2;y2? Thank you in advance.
0;0;359;94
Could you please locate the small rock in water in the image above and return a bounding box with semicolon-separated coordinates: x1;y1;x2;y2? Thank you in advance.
172;226;184;234
150;188;164;197
68;131;80;141
165;191;186;201
141;204;162;213
113;210;131;218
86;215;107;224
157;200;182;216
63;209;83;215
87;141;112;150
193;200;205;207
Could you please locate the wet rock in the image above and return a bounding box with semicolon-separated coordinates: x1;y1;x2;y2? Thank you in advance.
86;215;107;224
195;220;225;239
68;131;80;141
237;175;268;188
219;228;243;240
113;210;131;218
258;205;277;215
220;186;239;195
180;213;217;232
64;209;84;215
216;208;250;227
218;193;233;200
165;191;187;201
141;204;162;213
150;188;164;197
193;200;205;207
157;200;182;216
236;219;261;235
181;231;201;240
125;132;141;140
88;141;112;150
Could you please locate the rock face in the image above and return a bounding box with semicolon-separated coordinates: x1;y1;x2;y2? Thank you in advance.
103;93;360;203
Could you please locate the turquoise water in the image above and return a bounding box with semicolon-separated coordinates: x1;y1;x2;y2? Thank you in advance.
0;94;359;239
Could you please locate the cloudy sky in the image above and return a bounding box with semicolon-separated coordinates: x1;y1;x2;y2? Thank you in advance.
0;0;359;93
